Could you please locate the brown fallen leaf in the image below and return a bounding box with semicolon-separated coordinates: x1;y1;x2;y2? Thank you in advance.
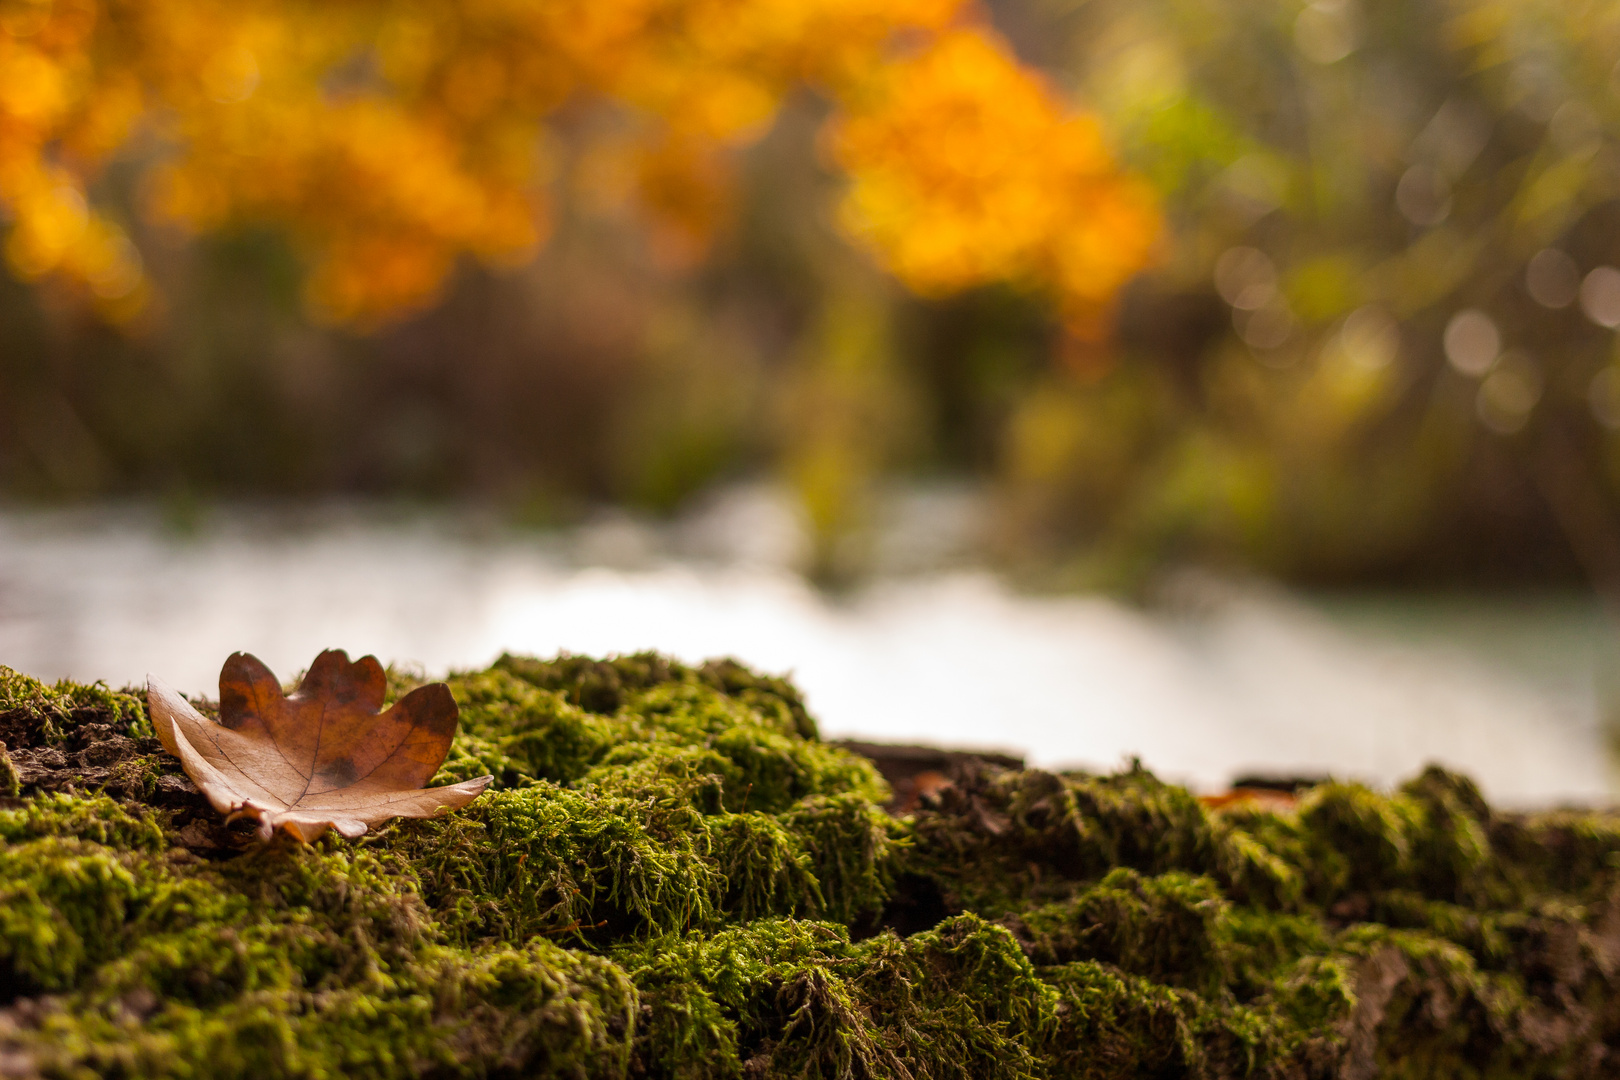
147;649;491;842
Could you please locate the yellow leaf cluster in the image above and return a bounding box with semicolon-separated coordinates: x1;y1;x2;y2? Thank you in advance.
829;28;1161;339
0;0;147;319
0;0;1156;331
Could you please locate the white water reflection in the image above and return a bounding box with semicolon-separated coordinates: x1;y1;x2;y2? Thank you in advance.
1;496;1614;806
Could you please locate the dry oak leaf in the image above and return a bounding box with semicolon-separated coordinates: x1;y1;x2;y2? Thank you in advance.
147;649;491;842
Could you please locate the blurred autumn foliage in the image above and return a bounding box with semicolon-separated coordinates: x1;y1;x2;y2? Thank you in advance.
0;0;1150;325
4;0;1620;593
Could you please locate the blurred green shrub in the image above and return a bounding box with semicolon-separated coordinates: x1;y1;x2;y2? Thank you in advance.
986;0;1620;589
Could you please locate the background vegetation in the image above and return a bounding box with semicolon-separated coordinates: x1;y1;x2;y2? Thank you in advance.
3;0;1620;592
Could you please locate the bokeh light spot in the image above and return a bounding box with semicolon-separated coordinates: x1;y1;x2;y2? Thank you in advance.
1237;298;1295;350
1214;246;1276;309
1338;306;1399;370
1590;367;1620;430
1526;248;1579;309
1579;266;1620;327
1294;1;1355;64
1477;353;1542;434
1444;309;1500;376
1395;164;1451;226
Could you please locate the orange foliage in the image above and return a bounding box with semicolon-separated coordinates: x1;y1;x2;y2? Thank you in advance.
0;0;1156;332
829;28;1161;339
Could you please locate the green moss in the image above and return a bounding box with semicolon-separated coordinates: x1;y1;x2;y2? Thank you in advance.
430;661;883;814
0;740;18;797
779;793;899;924
6;651;1620;1078
1038;959;1204;1078
432;667;618;787
617;914;1056;1080
490;652;816;741
10;839;635;1080
0;665;149;743
1004;869;1229;994
0;793;167;851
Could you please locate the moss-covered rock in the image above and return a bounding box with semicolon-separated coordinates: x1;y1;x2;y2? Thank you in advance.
2;655;1620;1078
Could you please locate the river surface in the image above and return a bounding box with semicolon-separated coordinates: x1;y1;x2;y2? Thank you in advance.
2;492;1615;807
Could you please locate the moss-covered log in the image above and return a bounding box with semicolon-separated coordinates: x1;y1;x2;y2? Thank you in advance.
2;654;1620;1078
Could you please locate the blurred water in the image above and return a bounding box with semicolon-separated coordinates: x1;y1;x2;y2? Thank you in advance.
1;490;1615;806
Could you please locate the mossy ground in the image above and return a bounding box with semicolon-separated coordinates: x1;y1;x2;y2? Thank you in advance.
2;654;1620;1078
